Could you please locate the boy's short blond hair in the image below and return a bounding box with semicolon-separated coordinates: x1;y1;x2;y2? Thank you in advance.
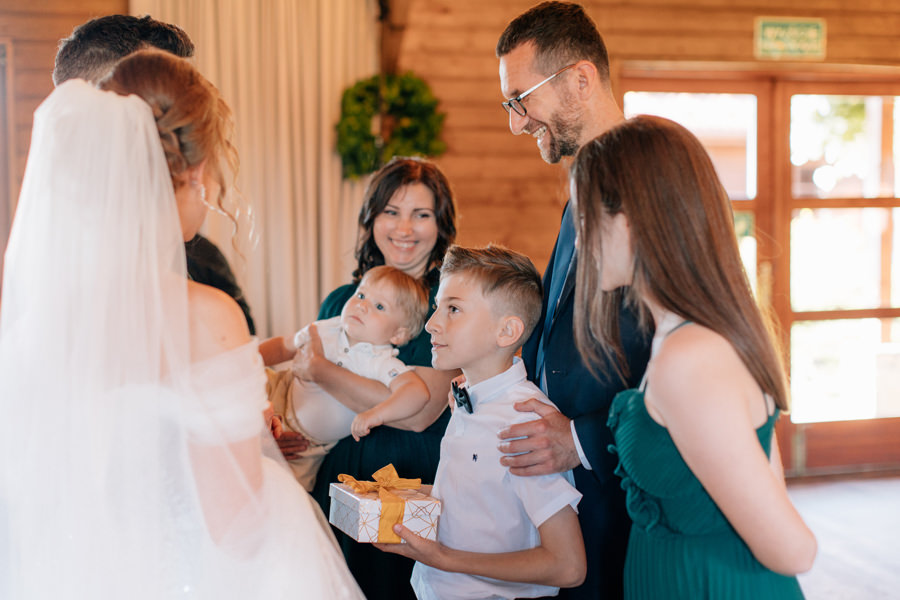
360;266;430;344
440;245;543;348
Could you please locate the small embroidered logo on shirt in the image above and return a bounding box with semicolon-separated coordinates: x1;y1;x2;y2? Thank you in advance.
472;453;478;462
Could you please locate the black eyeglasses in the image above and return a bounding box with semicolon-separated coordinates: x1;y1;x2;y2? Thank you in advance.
501;64;576;117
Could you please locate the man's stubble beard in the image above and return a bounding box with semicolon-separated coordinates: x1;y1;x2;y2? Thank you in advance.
542;95;584;164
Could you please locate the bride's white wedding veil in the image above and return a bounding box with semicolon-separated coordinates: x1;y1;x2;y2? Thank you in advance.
1;78;194;597
0;78;361;598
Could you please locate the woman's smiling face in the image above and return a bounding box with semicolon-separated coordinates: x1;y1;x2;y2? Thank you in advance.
372;182;438;279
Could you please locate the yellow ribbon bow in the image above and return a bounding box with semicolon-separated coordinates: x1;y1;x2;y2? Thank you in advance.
338;464;421;543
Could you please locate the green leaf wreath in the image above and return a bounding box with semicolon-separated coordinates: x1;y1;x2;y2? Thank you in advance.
336;72;446;179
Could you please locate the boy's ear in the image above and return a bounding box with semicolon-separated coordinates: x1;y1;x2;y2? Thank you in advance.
496;315;525;349
389;327;411;347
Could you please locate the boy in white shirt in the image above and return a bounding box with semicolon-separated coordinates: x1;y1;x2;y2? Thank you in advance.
261;266;430;491
378;245;586;600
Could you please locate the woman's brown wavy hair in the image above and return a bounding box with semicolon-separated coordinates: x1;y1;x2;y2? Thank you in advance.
100;49;239;231
353;157;457;285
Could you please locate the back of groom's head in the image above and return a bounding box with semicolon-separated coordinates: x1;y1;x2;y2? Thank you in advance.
53;14;194;86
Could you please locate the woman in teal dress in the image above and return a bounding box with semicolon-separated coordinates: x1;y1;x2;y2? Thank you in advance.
297;157;458;600
569;116;816;599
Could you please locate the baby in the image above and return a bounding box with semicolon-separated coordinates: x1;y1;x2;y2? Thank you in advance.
263;266;430;491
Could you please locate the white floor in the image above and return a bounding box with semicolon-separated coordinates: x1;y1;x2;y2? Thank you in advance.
788;475;900;599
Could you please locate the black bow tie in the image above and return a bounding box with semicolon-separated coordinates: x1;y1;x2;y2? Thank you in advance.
452;381;473;414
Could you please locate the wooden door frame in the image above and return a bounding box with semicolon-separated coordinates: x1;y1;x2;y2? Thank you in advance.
773;78;900;475
617;63;900;477
613;74;777;296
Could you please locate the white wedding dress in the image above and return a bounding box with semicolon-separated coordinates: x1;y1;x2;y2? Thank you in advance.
178;339;363;599
0;80;363;599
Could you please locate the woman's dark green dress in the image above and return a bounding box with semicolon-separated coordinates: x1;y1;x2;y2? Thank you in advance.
608;387;805;599
311;269;448;600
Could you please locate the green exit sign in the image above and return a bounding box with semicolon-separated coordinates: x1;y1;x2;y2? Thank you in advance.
755;17;826;60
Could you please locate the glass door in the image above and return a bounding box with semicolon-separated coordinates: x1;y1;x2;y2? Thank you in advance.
620;77;774;303
619;71;900;476
774;80;900;474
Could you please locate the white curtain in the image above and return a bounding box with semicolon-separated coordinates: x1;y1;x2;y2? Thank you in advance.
130;0;378;336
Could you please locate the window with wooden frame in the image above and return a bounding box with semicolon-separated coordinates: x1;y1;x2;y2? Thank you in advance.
619;64;900;477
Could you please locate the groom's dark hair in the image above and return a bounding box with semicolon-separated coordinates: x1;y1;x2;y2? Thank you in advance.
53;14;194;86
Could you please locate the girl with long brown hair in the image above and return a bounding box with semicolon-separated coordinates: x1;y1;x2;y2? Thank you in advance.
571;115;816;598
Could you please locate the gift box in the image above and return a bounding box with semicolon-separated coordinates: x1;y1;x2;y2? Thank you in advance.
328;464;441;543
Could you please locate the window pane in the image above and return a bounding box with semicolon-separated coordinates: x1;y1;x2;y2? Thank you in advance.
791;207;899;311
623;92;758;200
791;318;900;423
791;95;898;198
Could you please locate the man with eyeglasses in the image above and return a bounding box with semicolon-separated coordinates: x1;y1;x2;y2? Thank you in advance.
494;3;652;598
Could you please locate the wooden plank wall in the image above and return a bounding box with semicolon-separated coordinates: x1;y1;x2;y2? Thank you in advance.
0;0;127;202
400;0;900;271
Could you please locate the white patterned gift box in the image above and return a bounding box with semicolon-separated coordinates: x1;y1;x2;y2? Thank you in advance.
329;482;441;543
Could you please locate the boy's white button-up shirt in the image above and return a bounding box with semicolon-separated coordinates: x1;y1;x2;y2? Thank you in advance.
411;359;582;600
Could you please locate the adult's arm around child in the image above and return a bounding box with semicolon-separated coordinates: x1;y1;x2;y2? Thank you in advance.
295;325;456;432
351;371;430;440
258;335;295;366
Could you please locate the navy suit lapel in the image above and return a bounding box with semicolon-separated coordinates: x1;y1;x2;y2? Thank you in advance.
552;253;577;326
543;202;576;337
532;202;576;384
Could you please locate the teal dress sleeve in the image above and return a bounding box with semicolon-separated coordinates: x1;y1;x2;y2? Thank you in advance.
311;270;448;600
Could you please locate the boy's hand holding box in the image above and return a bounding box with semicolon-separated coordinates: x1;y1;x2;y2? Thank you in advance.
328;463;441;543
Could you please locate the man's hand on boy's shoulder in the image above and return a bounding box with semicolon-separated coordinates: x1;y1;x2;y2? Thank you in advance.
497;399;580;476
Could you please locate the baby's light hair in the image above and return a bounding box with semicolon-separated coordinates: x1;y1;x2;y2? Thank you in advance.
360;266;429;344
440;244;543;348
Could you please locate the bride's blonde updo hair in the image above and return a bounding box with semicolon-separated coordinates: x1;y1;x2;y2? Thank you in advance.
100;49;239;225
